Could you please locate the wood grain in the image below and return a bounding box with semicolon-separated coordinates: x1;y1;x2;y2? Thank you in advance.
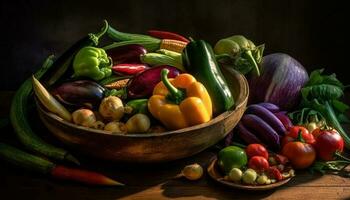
1;92;350;200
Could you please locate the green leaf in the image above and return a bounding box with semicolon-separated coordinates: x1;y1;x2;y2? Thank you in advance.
322;73;344;89
306;69;324;86
337;113;350;124
306;69;344;89
332;100;350;113
301;87;311;100
302;84;343;101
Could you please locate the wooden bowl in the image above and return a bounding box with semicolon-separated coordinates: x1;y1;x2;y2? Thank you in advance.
207;157;293;191
36;67;249;163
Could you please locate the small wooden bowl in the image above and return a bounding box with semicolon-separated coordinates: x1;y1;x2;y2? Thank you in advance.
207;157;292;191
36;67;249;163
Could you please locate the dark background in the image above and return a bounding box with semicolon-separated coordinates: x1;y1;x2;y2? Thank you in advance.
0;0;348;90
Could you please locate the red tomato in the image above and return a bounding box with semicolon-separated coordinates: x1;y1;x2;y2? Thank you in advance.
281;126;315;147
281;141;316;169
246;144;269;159
248;156;270;172
267;166;283;181
314;129;344;161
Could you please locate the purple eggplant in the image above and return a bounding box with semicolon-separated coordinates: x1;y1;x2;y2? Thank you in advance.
237;122;263;144
112;65;181;99
241;114;280;150
246;104;286;136
274;112;293;130
51;80;105;109
258;102;280;113
106;44;147;65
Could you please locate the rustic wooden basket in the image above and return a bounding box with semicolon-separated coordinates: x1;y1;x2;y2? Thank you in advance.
36;67;249;163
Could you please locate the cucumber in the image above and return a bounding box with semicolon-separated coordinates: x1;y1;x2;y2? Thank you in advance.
10;56;79;165
0;143;55;174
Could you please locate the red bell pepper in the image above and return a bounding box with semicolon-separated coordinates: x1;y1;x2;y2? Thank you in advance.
147;30;190;43
112;64;150;75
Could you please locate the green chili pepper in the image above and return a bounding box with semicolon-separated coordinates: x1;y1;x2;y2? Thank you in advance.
183;39;234;115
214;35;264;76
73;46;112;81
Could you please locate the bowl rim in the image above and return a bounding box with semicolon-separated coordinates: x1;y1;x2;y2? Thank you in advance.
37;67;249;138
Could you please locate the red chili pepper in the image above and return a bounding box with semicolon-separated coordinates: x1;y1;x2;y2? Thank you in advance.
147;30;190;43
51;165;124;186
112;64;150;75
0;143;124;186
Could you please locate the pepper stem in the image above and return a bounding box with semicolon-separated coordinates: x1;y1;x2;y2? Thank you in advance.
296;129;305;143
161;69;184;104
243;50;260;76
89;20;109;46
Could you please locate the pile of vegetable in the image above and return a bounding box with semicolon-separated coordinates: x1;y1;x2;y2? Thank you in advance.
29;20;240;134
225;58;350;179
218;144;294;185
1;20;243;186
1;19;349;188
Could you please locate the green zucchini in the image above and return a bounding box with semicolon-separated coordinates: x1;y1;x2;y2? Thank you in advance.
9;21;110;165
107;25;159;42
10;56;79;165
103;40;160;52
104;25;161;52
0;143;55;174
140;53;185;71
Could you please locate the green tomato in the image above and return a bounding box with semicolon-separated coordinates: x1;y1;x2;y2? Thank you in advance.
242;168;257;184
228;168;243;182
218;146;248;174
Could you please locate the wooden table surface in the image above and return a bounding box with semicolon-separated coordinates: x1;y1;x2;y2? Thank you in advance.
1;91;349;200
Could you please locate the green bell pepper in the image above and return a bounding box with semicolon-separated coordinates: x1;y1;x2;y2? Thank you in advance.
73;46;112;81
214;35;264;76
182;39;234;115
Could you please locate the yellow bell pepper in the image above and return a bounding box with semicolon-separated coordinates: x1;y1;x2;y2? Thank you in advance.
148;69;212;130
